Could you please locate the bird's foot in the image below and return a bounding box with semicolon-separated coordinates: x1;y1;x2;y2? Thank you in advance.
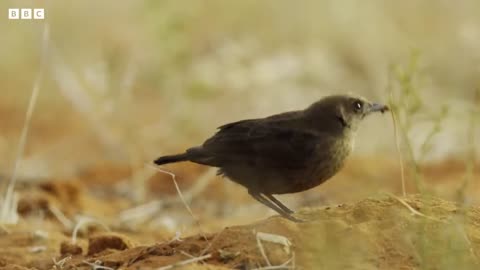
281;212;305;223
249;191;305;222
264;194;295;214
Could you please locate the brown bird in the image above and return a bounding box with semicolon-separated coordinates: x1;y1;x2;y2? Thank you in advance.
154;94;388;221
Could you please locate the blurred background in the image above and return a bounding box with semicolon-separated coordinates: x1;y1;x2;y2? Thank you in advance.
0;0;479;231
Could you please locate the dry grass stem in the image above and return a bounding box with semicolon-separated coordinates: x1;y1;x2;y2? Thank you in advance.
148;164;209;242
0;224;10;234
119;200;163;225
50;49;123;154
71;217;110;244
82;260;115;270
179;250;196;259
386;193;444;223
52;255;72;269
49;205;74;230
148;165;196;219
253;256;295;270
255;231;292;267
256;231;272;267
256;232;292;254
389;84;406;197
252;265;294;270
1;21;50;223
155;254;212;270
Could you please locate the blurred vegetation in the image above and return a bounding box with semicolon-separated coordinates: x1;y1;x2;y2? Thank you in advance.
1;1;478;164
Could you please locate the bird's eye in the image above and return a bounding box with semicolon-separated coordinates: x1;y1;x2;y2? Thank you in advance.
353;101;363;112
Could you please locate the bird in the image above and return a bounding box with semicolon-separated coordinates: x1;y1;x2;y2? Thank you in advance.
154;94;389;222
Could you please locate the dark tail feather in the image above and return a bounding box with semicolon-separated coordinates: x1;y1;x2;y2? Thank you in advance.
154;153;189;165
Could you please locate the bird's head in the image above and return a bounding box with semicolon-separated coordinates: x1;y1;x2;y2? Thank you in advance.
305;94;389;134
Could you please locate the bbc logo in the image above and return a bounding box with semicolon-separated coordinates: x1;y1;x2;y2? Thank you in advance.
8;8;45;20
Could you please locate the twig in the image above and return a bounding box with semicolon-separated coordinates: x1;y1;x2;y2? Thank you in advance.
71;216;110;244
255;231;293;267
148;165;196;218
252;266;294;270
256;232;271;267
50;49;124;154
121;166;216;226
0;193;18;225
83;260;115;270
156;254;212;270
49;205;74;230
179;250;196;259
252;256;295;270
386;193;444;223
0;224;10;234
459;88;479;203
148;164;208;242
168;231;183;243
52;255;72;269
118;199;164;225
256;232;292;254
200;228;225;256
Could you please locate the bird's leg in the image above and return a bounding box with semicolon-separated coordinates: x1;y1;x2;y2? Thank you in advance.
264;194;294;214
248;191;303;222
249;192;285;215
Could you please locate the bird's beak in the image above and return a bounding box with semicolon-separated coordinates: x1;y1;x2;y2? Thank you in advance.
368;103;389;114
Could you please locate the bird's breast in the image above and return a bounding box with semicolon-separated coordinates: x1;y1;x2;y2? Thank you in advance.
297;136;353;190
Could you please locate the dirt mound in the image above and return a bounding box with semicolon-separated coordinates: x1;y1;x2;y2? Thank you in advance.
2;194;474;269
299;195;479;269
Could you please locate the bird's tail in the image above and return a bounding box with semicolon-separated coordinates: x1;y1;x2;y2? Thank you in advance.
154;153;189;165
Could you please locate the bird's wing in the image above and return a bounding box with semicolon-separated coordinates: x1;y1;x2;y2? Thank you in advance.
217;119;256;130
191;121;325;169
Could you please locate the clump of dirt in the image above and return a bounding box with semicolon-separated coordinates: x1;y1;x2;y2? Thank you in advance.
60;241;83;256
17;179;85;218
87;232;136;256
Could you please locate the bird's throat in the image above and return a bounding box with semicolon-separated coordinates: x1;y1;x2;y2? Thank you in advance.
337;115;349;128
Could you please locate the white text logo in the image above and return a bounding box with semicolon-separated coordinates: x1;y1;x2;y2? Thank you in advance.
8;8;45;20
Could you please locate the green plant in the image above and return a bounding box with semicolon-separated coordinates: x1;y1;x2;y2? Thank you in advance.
388;51;449;194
